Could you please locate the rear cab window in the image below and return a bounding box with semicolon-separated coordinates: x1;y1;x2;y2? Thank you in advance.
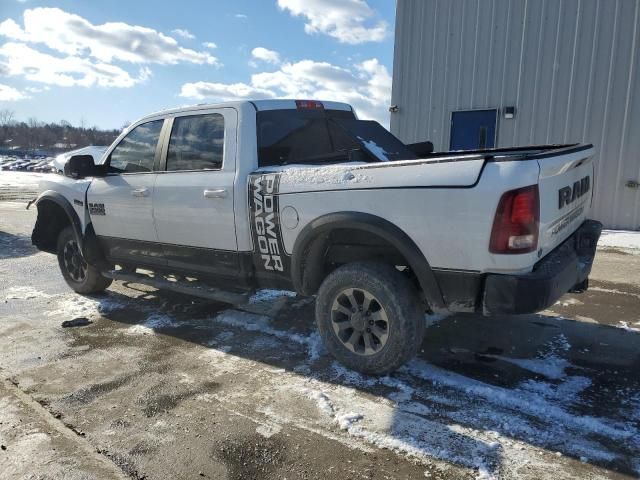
256;107;417;167
257;108;360;167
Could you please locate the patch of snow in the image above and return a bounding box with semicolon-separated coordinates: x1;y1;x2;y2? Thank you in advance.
303;389;335;416
46;294;125;318
256;423;282;438
336;412;364;430
356;136;391;161
3;286;52;300
555;297;583;307
211;310;324;361
492;355;570;380
126;313;179;335
616;321;640;332
275;164;371;186
518;376;592;403
249;289;297;304
486;334;572;380
143;313;178;329
0;171;46;188
125;325;153;336
306;331;326;361
404;359;635;442
589;286;640;300
598;229;640;252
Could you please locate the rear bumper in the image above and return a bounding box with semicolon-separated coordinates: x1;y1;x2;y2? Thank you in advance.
482;219;602;315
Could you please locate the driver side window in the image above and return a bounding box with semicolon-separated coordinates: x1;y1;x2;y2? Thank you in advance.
109;120;164;173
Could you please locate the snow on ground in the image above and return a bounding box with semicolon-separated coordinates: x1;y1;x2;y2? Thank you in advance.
616;321;640;333
44;292;128;319
0;171;47;188
598;229;640;253
248;289;297;304
3;286;53;300
29;286;639;478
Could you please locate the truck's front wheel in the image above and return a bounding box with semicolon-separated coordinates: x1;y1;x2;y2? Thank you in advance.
315;262;425;375
57;226;112;294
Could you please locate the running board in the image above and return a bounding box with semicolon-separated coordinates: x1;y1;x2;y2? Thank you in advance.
102;270;251;305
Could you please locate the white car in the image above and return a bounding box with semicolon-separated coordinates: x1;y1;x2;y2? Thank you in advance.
52;146;107;174
30;99;602;374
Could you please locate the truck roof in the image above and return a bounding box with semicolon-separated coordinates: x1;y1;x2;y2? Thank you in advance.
137;99;354;123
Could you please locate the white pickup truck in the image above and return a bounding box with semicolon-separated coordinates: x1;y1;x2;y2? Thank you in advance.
31;99;602;374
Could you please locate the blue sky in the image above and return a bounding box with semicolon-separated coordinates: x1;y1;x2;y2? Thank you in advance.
0;0;396;129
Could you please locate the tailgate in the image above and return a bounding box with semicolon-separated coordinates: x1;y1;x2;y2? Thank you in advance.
537;145;595;256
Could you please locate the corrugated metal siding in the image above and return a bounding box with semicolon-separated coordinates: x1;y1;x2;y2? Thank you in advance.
391;0;640;230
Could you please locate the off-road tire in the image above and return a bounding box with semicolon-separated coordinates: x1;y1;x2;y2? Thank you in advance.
315;262;425;375
56;226;112;294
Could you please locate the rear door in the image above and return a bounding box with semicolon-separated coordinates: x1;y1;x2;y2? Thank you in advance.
87;119;166;267
536;146;595;257
152;108;240;278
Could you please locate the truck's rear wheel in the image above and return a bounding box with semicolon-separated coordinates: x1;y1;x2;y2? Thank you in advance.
57;226;112;294
315;262;425;375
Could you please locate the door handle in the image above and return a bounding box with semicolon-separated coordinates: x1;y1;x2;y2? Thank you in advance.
131;188;149;197
204;188;228;199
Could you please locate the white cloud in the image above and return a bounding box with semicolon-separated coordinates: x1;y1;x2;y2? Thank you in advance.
0;8;218;65
277;0;387;44
235;14;248;19
179;81;275;102
25;85;50;93
171;28;195;40
251;47;280;65
179;57;391;125
0;83;29;101
202;42;217;49
0;42;150;88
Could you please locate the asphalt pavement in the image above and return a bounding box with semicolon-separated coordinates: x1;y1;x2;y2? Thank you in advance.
1;193;639;480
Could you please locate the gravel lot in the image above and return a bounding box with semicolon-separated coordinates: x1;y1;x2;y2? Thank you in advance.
1;174;639;480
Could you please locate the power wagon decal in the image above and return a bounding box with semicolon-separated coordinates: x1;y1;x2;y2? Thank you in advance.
248;173;291;277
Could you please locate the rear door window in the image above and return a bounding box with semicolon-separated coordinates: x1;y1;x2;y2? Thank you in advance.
167;114;225;171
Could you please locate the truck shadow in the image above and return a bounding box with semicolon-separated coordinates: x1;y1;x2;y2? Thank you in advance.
89;286;639;478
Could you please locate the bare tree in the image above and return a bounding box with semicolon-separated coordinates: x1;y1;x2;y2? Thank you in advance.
0;109;15;126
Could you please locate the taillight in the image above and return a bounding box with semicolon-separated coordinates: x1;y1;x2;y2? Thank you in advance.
489;185;540;254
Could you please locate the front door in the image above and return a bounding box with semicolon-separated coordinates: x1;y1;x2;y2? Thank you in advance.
87;119;166;267
152;108;239;278
450;109;497;150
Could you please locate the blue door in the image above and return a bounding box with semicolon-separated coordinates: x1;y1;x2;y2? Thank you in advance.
450;109;497;151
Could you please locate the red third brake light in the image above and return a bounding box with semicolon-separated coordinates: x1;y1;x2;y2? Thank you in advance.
295;100;324;110
489;185;540;254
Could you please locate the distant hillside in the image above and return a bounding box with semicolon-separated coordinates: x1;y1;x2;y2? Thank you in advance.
0;109;121;155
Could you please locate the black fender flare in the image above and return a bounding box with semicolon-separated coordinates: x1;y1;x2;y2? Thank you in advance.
34;190;84;249
290;212;446;310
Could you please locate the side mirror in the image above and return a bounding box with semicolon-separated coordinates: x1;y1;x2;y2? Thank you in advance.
64;155;105;179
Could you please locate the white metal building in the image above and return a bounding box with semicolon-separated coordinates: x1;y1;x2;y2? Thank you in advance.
390;0;640;230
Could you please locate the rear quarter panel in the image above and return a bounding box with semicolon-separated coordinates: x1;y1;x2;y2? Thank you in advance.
260;159;541;274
